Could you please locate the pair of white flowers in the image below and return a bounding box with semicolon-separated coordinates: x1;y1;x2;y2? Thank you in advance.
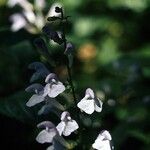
77;89;112;150
36;111;79;149
26;75;103;116
26;73;65;107
7;0;62;33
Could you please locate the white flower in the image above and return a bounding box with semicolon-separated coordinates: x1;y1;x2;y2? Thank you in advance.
43;73;65;98
26;73;65;106
36;121;58;144
26;94;45;107
92;130;112;150
77;88;103;114
9;13;27;31
25;83;45;107
56;111;79;136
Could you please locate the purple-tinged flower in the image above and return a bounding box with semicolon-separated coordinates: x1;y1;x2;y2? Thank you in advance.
64;42;74;68
64;42;74;55
92;130;112;150
77;88;103;114
56;111;79;136
25;83;45;107
25;72;65;107
36;121;69;150
36;121;58;144
25;81;65;108
43;73;65;98
28;62;50;82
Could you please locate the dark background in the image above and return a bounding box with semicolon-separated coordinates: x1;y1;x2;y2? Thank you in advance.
0;0;150;149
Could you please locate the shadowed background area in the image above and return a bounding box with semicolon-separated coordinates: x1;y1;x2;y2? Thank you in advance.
0;0;150;149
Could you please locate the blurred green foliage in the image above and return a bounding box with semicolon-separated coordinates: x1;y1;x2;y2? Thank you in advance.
0;0;150;149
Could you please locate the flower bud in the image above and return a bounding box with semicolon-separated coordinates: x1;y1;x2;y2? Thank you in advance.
42;25;63;45
34;38;48;51
64;42;74;55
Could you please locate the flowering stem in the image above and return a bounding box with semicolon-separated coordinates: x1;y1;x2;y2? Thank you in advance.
66;64;77;106
60;8;79;117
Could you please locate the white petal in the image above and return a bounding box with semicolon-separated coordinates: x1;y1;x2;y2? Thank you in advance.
26;94;45;107
77;99;95;114
56;121;66;136
36;14;45;29
94;100;103;112
36;129;56;144
47;82;65;98
10;14;26;31
43;83;51;97
92;139;103;150
63;120;79;136
23;10;36;24
92;139;111;150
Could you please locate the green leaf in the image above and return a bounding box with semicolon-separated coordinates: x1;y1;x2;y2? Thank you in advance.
128;130;150;144
0;91;39;125
54;135;69;149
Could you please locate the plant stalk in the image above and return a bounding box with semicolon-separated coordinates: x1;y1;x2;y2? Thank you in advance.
60;8;78;107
